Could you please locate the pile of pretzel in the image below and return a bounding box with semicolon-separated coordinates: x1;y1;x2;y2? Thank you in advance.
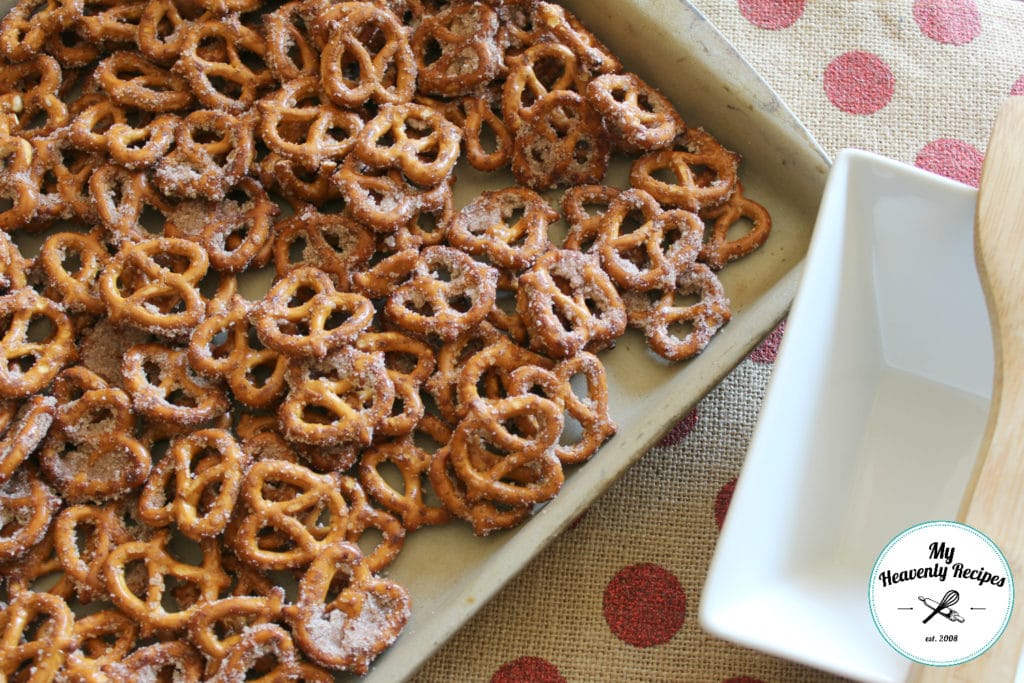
0;0;773;679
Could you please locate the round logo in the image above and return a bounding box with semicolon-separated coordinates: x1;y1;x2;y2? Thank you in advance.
869;521;1013;666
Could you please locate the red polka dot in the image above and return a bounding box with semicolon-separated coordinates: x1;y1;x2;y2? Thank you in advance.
491;657;565;683
749;320;786;363
823;51;895;115
603;563;686;647
913;0;982;45
738;0;806;29
658;407;698;447
714;477;738;530
915;138;984;187
1012;74;1024;96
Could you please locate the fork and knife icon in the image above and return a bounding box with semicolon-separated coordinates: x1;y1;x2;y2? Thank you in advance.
918;590;966;624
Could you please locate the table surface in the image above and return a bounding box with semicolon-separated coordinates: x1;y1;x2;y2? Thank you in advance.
411;1;1024;682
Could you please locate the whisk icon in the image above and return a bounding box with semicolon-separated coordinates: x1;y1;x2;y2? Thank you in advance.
919;590;963;624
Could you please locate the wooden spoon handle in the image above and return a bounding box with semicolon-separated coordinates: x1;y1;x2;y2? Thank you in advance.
907;96;1024;682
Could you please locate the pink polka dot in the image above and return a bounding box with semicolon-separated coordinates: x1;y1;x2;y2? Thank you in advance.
603;563;686;647
915;138;984;187
1012;74;1024;96
492;657;566;683
913;0;982;45
823;51;895;115
714;477;738;530
738;0;806;29
749;320;786;363
658;407;698;447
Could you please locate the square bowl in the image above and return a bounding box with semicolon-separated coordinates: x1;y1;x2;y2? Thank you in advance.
700;149;993;683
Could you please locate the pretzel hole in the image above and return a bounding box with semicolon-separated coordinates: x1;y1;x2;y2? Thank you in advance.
167;388;198;407
559;412;583;448
208;74;244;100
300;403;334;426
139;204;165;235
355;525;385;559
246;360;276;389
286;285;317;308
323;309;353;330
421;36;443;66
725;215;756;242
26;315;54;342
667;318;696;343
649;165;678;185
672;290;701;309
238;46;267;74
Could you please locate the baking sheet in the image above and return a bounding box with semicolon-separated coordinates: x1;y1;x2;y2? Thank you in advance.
0;0;830;680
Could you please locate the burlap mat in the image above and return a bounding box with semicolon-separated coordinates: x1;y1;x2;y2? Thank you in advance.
412;2;1024;681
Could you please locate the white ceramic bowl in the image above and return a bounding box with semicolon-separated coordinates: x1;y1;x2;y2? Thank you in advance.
700;149;994;683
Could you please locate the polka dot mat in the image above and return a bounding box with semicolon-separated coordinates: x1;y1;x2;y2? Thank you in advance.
411;1;1023;681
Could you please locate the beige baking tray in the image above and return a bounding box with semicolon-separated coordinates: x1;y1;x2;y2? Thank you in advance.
0;0;829;680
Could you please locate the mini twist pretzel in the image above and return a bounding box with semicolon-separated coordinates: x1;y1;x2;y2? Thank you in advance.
511;89;611;191
105;113;178;170
25;136;77;231
354;102;463;187
502;41;582;132
0;523;75;600
0;0;77;63
68;96;127;155
0;590;74;681
532;1;621;76
354;330;435;438
102;639;204;682
53;501;137;603
320;2;417;109
189;296;288;409
585;71;684;153
448;394;565;506
0;394;55;485
39;384;152;503
448;186;558;271
272;208;376;288
0;288;76;399
104;529;231;635
455;335;554;419
598;188;704;291
50;137;103;227
0;136;40;232
122;343;231;425
37;230;109;316
629;127;741;212
94;50;195;112
424;320;504;425
64;609;139;679
516;248;626;358
89;163;167;239
334;156;453;231
258;151;340;205
232;459;350;570
264;2;320;81
173;17;275;114
287;540;411;675
561;184;620;253
410;1;503;97
337;474;406;572
137;0;207;65
259;76;364;171
153;109;255;201
138;428;251;540
75;0;146;46
0;468;60;562
0;54;68;138
253;265;375;358
187;591;285;660
506;351;616;464
0;232;28;296
698;182;773;270
207;622;302;682
44;22;101;69
98;237;209;340
624;261;731;361
279;346;395;447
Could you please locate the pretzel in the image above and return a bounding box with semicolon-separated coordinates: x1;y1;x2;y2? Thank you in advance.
138;428;250;540
264;1;320;81
98;237;209;339
0;136;40;231
287;540;411;675
511;89;611;191
279;345;395;447
104;529;231;635
334;155;453;231
320;2;417;109
411;1;503;97
122;343;231;426
231;459;350;570
37;230;109;316
258;151;340;205
561;183;620;253
25;135;78;231
153;108;255;201
0;54;68;137
45;23;101;68
68;96;127;155
259;76;363;171
455;335;554;417
105;112;178;170
0;232;28;296
0;0;76;63
188;296;288;408
0;468;59;566
64;609;139;679
354;330;435;438
137;0;207;65
53;501;137;603
0;287;76;399
448;186;557;271
94;50;195;112
459;94;514;171
0;394;55;485
516;248;626;358
586;71;683;153
75;0;146;46
49;136;103;227
102;639;204;682
502;41;582;132
187;591;285;660
698;182;773;270
88;163;168;244
39;404;148;503
173;16;275;114
354;102;463;187
272;208;376;287
629;127;741;211
77;319;149;388
532;1;621;76
0;590;74;681
598;188;704;291
424;320;504;425
253;265;375;358
206;622;302;682
624;261;731;361
337;474;406;572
